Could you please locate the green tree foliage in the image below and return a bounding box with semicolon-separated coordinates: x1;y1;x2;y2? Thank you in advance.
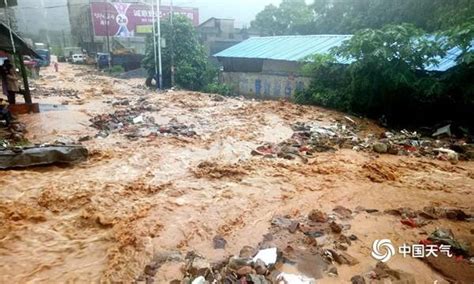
252;0;473;35
309;0;474;34
251;0;312;36
442;18;474;64
142;16;214;90
296;24;474;127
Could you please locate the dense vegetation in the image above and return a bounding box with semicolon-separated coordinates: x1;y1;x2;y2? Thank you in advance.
251;0;474;36
142;16;215;91
253;0;474;128
296;24;474;127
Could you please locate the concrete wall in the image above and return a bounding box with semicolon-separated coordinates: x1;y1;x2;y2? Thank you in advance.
221;72;310;98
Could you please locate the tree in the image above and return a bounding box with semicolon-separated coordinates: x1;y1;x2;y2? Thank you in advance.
443;17;474;64
251;0;312;36
308;0;474;34
251;0;474;36
251;4;282;36
142;15;214;90
296;24;459;125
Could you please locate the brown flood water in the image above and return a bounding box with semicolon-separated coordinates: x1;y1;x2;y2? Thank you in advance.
0;64;473;283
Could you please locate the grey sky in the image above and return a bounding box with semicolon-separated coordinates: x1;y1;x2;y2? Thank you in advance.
166;0;284;27
12;0;312;34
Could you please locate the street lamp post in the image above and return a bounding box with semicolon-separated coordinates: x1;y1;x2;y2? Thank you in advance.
170;0;175;87
150;0;158;88
156;0;163;90
105;0;112;70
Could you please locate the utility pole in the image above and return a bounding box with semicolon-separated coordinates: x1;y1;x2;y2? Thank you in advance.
170;0;175;87
151;0;158;87
105;0;111;70
39;0;50;46
156;0;163;89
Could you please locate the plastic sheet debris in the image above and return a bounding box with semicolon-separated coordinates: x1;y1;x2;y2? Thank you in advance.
191;276;205;284
276;272;316;284
252;247;277;266
432;124;452;137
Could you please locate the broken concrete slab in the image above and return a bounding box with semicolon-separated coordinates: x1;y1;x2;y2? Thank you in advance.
0;145;88;169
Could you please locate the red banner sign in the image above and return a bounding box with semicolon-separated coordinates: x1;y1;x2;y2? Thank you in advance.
91;2;199;37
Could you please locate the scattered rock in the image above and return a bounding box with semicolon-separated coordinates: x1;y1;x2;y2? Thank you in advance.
144;262;158;276
253;259;267;275
327;266;338;277
188;257;210;277
228;256;253;271
239;246;256;258
329;221;343;233
237;265;255;276
333;206;353;219
351;275;366;284
373;143;388;154
308;209;328;223
213;235;227;249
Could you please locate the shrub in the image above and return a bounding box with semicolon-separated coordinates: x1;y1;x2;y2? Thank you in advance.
203;83;233;96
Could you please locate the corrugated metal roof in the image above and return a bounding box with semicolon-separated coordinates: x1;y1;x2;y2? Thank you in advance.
425;43;474;72
216;35;472;72
214;35;352;62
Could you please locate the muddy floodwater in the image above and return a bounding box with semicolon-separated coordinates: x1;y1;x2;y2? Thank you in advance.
0;64;473;283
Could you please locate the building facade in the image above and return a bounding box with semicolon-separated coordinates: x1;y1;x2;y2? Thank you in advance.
215;35;352;98
67;0;199;55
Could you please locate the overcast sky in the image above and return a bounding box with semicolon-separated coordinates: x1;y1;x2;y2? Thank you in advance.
13;0;313;33
166;0;285;27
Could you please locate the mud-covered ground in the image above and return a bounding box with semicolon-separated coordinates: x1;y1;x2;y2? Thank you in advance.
0;64;473;283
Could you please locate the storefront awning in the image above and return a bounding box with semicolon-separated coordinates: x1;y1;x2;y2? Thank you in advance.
0;22;41;58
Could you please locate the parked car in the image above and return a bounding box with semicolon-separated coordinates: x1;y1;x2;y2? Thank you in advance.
71;54;86;64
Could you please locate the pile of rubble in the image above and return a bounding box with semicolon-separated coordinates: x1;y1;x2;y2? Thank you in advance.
90;111;196;139
252;122;474;163
252;122;358;161
0;121;28;149
103;97;158;112
138;207;364;283
34;86;80;99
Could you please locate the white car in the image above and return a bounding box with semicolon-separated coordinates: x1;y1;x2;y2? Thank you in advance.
71;54;85;64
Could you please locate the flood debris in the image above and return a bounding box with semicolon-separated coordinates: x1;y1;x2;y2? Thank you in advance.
0;121;28;148
432;124;452;137
417;228;474;282
0;145;88;169
384;206;472;222
213;235;227;249
90;110;196;139
252;121;474;162
276;272;316;284
34;86;80;99
178;208;360;283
